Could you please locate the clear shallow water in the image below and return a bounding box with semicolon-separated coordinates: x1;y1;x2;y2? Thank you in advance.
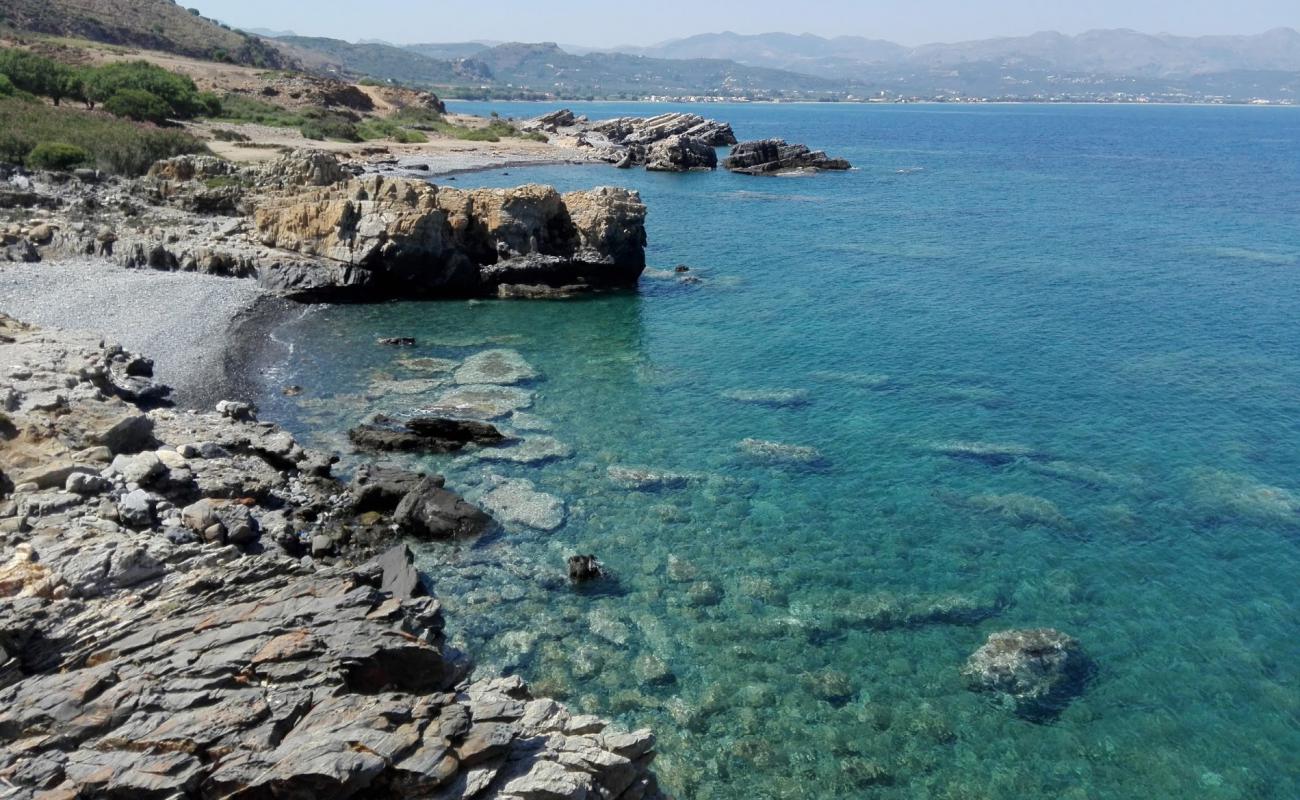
259;103;1300;798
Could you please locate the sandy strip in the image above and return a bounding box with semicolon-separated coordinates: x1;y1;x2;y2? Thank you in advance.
0;259;268;408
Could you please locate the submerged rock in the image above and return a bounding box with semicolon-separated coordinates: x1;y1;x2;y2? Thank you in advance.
929;440;1042;466
427;385;534;420
607;465;698;490
723;139;852;175
479;477;566;531
477;435;573;465
722;388;811;407
454;349;539;385
738;438;824;466
962;628;1093;721
966;493;1072;529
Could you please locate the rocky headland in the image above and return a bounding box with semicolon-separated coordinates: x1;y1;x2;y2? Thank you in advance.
722;139;852;175
0;314;664;798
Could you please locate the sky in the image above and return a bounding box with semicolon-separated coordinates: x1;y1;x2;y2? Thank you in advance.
196;0;1300;47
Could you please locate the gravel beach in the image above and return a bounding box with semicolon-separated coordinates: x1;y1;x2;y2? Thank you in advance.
0;258;269;407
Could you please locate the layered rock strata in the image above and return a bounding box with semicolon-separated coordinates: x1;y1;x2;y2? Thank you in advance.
525;111;735;171
2;151;648;301
0;315;664;799
722;139;852;175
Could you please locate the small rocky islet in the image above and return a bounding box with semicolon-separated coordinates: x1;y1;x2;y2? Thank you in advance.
0;110;1096;799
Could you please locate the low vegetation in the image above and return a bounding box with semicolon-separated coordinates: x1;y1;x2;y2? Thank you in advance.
389;107;544;142
0;48;221;120
0;96;205;175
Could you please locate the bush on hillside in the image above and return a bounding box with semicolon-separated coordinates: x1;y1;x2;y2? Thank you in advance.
0;74;14;97
81;60;206;118
103;89;173;124
26;142;90;171
0;49;78;105
0;97;205;175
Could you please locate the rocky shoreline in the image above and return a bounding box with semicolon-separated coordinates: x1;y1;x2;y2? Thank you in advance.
0;314;664;798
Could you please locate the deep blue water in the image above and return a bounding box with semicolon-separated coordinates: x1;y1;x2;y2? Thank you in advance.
261;103;1300;798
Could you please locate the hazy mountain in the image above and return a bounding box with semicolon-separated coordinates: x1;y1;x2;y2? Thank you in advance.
275;36;483;85
626;28;1300;81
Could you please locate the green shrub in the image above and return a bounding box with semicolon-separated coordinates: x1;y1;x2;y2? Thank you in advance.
0;48;78;104
0;97;205;175
82;61;205;118
390;106;444;129
104;88;172;124
299;109;360;142
26;142;90;170
215;93;304;127
0;74;13;97
356;118;428;143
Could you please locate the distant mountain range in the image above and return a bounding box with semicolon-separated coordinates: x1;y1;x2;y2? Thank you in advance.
618;29;1300;81
263;27;1300;102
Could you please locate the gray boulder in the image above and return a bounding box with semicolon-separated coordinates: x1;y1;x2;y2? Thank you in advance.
394;477;493;539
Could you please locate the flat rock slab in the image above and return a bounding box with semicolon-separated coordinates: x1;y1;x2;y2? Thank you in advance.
479;478;566;531
477;435;573;465
722;388;811;407
425;385;535;420
454;350;539;386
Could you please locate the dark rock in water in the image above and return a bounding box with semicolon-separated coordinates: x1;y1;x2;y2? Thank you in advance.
674;264;691;273
407;416;506;444
535;108;577;129
645;135;718;172
350;464;437;513
962;628;1093;721
378;336;417;346
349;415;506;454
394;477;492;538
568;554;604;582
281;384;304;396
723;139;852;175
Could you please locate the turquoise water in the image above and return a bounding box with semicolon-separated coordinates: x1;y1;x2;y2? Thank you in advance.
259;103;1300;798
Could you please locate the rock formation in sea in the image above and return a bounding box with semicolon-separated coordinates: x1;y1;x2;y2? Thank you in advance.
6;151;648;301
0;314;664;798
723;139;852;175
525;110;736;171
962;628;1093;721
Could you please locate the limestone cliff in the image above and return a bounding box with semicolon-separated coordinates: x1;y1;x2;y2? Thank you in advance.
253;176;648;300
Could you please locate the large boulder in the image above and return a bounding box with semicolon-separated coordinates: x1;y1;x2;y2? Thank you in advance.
645;135;718;172
253;177;647;299
349;415;506;454
723;139;852;175
962;628;1092;721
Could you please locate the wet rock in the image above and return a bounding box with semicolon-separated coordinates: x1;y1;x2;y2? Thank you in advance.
216;399;257;422
377;336;417;346
723;139;852;175
568;554;604;582
607;465;697;490
394;477;492;539
349;415;506;454
962;628;1092;721
929;440;1041;466
966;493;1072;529
477;434;573;465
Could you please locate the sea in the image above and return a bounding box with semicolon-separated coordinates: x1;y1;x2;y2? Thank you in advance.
254;101;1300;799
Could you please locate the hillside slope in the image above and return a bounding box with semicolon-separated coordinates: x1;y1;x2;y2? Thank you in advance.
0;0;293;68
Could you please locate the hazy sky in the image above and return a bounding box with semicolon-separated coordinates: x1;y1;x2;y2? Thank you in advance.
196;0;1299;47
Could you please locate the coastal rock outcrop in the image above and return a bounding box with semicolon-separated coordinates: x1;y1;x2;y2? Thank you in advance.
253;176;648;300
590;112;738;148
723;139;852;175
645;135;719;172
349;414;508;454
0;314;665;798
962;628;1093;721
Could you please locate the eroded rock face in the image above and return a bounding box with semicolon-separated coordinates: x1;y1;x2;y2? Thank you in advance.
962;628;1093;721
253;176;647;300
723;139;852;175
591;113;738;149
0;315;664;798
645;135;719;173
